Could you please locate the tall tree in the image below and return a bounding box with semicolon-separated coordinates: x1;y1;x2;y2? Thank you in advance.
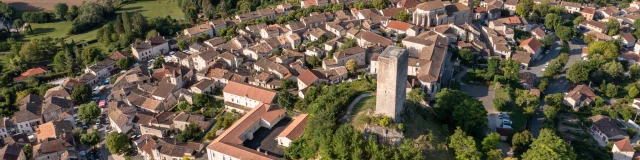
512;130;534;154
482;132;501;152
516;0;534;18
588;41;619;61
522;129;576;160
606;19;620;36
105;132;131;155
544;13;562;30
603;61;623;79
81;131;100;148
78;102;100;123
392;11;409;22
556;26;575;41
449;127;482;160
434;89;488;135
630;64;640;79
277;90;296;111
346;59;357;73
53;3;69;19
566;61;592;84
71;83;91;103
176;123;204;142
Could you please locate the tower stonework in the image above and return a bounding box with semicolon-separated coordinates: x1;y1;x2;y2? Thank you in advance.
375;46;408;120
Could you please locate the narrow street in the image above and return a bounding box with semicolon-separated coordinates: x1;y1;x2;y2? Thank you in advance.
529;39;586;137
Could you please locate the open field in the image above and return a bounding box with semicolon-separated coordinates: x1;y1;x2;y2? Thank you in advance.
3;0;98;11
116;0;183;19
15;0;182;45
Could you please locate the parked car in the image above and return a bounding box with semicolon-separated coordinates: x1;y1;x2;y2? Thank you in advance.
500;124;512;129
544;62;549;67
502;119;513;126
499;112;509;119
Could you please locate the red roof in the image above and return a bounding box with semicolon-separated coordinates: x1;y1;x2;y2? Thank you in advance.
387;20;412;31
13;67;47;82
519;37;541;53
614;138;635;152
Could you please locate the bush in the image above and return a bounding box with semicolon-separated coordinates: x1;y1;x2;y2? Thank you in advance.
22;12;54;23
379;116;391;126
627;128;638;137
493;98;510;111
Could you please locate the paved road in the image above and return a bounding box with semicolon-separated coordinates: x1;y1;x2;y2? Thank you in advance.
529;39;586;137
342;93;371;122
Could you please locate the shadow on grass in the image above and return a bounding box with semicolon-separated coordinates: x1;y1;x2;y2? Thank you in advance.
30;27;56;36
118;6;144;12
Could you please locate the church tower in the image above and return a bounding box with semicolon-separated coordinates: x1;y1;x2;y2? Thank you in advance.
375;46;408;120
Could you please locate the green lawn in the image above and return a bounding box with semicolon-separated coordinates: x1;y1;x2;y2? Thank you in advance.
350;96;375;116
17;0;183;44
117;0;183;19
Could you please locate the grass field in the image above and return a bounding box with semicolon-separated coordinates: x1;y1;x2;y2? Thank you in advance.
17;0;183;44
117;0;183;19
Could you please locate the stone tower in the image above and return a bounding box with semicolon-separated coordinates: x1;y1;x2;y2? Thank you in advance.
375;46;408;120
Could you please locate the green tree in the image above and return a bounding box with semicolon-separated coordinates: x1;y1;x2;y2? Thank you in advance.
540;35;555;49
81;131;100;148
522;129;576;160
67;5;79;21
0;2;15;19
71;83;91;103
178;40;189;51
277;90;296;111
630;86;640;98
152;56;164;69
584;34;596;44
53;3;69;19
435;89;488;135
556;26;575;41
588;41;619;61
184;7;198;24
373;0;389;9
606;19;620;36
23;144;32;159
543;105;559;119
512;130;534;153
487;149;503;160
482;132;501;152
493;98;510;111
566;61;592;84
449;127;481;160
346;59;357;73
53;51;69;73
606;83;618;98
78;102;100;123
392;11;409;22
544;13;562;30
176;101;192;111
603;61;623;79
630;64;640;79
516;0;534;18
459;48;474;64
544;93;564;107
407;89;426;103
193;94;212;110
176;123;204;142
106;132;131;155
116;57;134;69
573;16;586;26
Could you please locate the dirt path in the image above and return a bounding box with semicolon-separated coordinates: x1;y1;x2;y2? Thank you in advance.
341;93;371;122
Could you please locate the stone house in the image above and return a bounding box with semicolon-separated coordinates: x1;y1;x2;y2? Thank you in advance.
563;85;596;111
590;115;629;144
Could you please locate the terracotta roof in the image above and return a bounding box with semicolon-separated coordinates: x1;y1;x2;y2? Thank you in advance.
110;51;131;61
37;120;73;142
206;103;285;160
387;20;412;31
335;46;366;59
185;23;213;35
399;0;420;8
357;30;392;46
565;85;596;104
278;114;309;140
44;86;70;99
380;7;406;17
582;20;608;30
561;1;581;8
474;7;486;13
141;98;162;112
519;37;541;53
416;0;445;11
532;28;546;38
512;51;532;65
581;7;596;14
223;81;277;104
614;138;635;152
298;69;326;86
590;115;628;138
621;32;636;42
108;107;131;129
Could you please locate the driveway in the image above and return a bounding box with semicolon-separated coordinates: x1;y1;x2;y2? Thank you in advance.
460;84;498;132
529;39;586;137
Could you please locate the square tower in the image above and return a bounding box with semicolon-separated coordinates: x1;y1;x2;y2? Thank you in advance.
375;46;408;120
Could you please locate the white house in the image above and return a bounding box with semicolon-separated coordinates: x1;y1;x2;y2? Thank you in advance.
276;114;309;147
222;81;277;112
131;36;170;61
590;115;629;144
612;138;634;160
